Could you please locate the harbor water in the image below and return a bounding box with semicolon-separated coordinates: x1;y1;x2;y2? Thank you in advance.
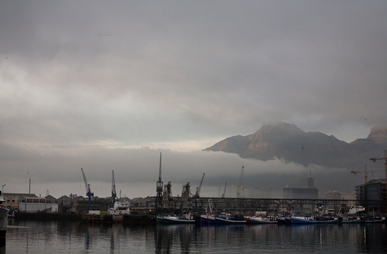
2;219;387;253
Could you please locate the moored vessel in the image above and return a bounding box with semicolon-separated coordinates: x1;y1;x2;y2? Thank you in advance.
163;214;195;224
215;216;246;224
0;189;8;242
248;216;278;224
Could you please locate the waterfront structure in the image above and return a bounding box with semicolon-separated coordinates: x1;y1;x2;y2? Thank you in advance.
283;188;318;199
325;190;341;199
3;193;37;210
283;174;318;199
18;197;59;213
301;176;314;188
355;178;386;212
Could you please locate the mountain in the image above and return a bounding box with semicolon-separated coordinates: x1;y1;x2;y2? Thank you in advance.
204;122;387;170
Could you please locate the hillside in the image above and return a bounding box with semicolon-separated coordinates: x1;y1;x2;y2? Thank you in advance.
204;122;387;169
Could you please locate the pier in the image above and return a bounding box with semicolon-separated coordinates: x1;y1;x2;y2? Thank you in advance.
150;196;371;215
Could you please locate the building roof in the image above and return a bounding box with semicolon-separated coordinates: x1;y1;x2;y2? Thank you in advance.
3;193;37;198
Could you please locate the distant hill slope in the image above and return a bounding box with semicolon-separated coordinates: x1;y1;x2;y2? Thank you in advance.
204;122;387;170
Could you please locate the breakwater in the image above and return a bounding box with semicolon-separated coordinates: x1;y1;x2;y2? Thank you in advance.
13;212;157;223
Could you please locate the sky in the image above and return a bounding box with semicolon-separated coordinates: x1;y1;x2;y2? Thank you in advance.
1;1;387;199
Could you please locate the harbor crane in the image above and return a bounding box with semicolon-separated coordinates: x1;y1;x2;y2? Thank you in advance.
351;165;384;185
369;150;387;201
155;153;163;212
111;170;117;207
81;168;94;211
237;166;244;198
193;173;205;198
222;182;227;198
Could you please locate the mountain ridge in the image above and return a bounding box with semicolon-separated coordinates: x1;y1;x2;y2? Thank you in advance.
204;122;387;169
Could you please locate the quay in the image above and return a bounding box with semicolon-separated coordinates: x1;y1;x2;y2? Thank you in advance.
149;196;368;215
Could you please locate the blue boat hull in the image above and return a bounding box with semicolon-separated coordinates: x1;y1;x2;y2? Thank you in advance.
215;217;246;224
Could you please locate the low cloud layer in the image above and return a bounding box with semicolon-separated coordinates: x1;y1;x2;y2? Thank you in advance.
1;143;377;198
1;1;386;198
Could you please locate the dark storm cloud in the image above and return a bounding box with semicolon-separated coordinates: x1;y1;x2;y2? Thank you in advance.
1;1;387;196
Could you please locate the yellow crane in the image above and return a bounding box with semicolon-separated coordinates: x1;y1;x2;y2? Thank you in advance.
351;165;384;184
369;150;387;201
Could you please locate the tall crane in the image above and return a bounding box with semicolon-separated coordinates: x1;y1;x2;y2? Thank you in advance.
155;153;163;212
193;173;205;198
111;170;117;207
237;166;244;198
222;182;227;198
370;150;387;201
351;165;384;185
81;168;94;212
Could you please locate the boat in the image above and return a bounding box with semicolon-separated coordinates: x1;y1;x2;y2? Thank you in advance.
348;206;365;215
163;214;195;224
8;209;15;219
341;216;361;223
108;201;131;215
156;215;165;223
363;216;386;223
248;216;278;224
290;216;318;224
0;190;8;242
315;216;340;224
215;216;246;224
200;214;215;224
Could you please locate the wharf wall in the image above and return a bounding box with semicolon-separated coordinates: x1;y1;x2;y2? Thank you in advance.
15;212;81;221
81;214;156;224
14;212;156;223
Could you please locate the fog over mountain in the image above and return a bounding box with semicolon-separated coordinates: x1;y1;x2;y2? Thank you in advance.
1;1;387;199
204;122;387;171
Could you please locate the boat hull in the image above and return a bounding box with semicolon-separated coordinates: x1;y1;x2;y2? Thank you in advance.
248;217;278;224
363;217;386;223
215;217;246;224
156;215;164;223
163;216;195;224
0;207;8;241
291;217;318;224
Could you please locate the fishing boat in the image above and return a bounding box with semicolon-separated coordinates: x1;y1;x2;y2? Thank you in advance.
290;216;318;224
315;216;340;224
163;214;195;224
200;214;215;224
156;215;165;223
8;209;15;219
341;216;361;223
0;189;8;242
363;216;386;223
215;216;247;224
248;216;278;224
108;201;131;215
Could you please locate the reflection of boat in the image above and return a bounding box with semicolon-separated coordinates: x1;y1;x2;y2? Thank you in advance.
0;190;8;242
248;216;278;224
215;216;246;224
163;215;195;224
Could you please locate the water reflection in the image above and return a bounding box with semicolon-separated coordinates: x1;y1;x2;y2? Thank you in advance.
4;220;387;254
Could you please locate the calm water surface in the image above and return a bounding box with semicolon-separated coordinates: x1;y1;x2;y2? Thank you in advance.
2;219;387;253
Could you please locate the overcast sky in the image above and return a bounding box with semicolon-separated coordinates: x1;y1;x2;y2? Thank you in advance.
1;1;386;199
